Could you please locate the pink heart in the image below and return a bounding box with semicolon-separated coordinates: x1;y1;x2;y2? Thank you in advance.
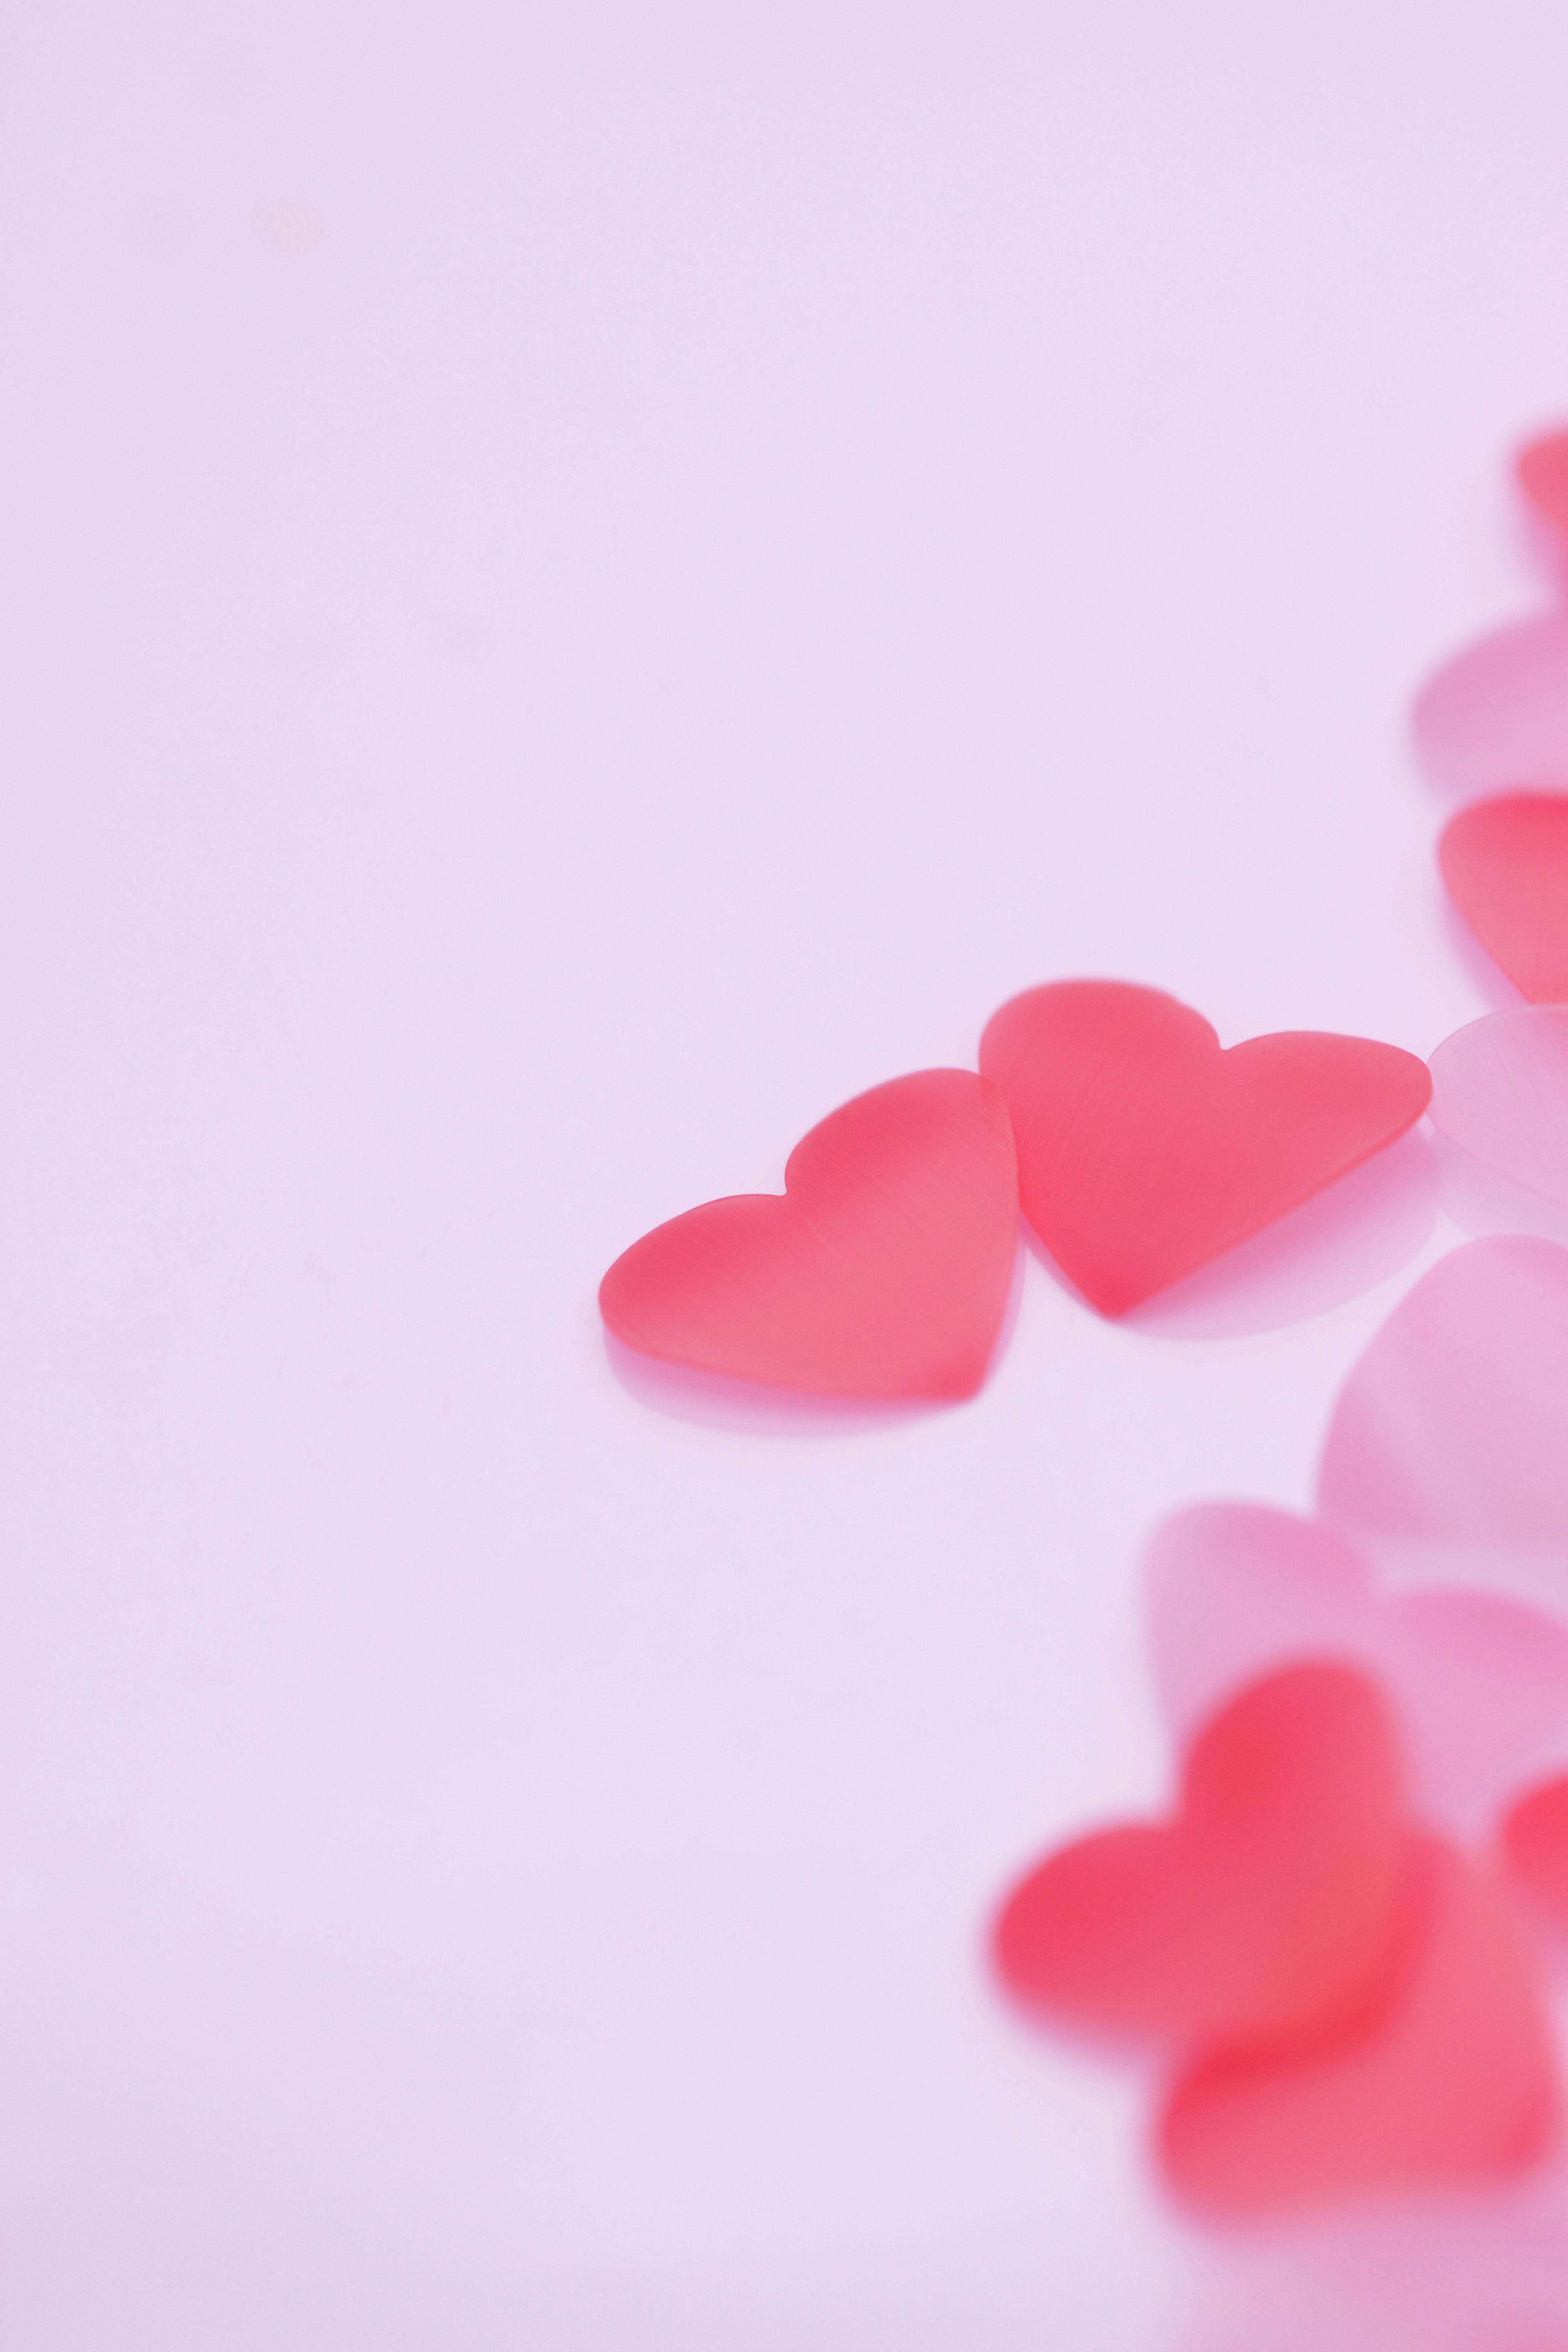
1145;1502;1568;1823
1159;1835;1559;2218
598;1068;1019;1400
977;980;1430;1316
1410;614;1568;798
1316;1236;1568;1580
1518;426;1568;552
992;1665;1410;2051
1501;1770;1568;1927
1439;792;1568;1006
1429;1009;1568;1209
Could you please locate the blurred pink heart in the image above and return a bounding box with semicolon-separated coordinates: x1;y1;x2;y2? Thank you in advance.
1411;613;1568;797
1430;1010;1568;1209
1145;1502;1568;1823
1518;424;1568;553
1316;1238;1568;1595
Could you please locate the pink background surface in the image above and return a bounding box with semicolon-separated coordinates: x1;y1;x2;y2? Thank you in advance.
4;5;1568;2344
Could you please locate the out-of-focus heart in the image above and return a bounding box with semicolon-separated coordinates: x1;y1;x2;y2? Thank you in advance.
1412;615;1568;798
1439;794;1568;1004
1429;1008;1568;1211
1145;1503;1568;1824
977;982;1430;1317
1518;427;1568;551
1316;1237;1568;1571
1160;1837;1558;2217
992;1664;1408;2048
1501;1773;1568;1927
598;1069;1018;1400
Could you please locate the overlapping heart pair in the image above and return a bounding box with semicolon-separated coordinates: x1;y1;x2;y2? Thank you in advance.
995;432;1568;2233
599;981;1430;1399
998;1659;1566;2219
600;415;1568;2244
993;1236;1568;2218
996;1664;1558;2219
993;416;1568;2225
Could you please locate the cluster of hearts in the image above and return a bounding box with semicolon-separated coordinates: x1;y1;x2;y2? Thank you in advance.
599;423;1568;2225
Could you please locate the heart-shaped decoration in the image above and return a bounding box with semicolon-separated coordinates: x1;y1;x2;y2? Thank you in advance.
1145;1503;1568;1824
978;982;1430;1316
1429;1008;1568;1207
1316;1236;1568;1559
1501;1773;1568;1923
1439;794;1568;1005
1160;1836;1558;2216
599;1069;1019;1399
992;1664;1408;2048
1518;427;1568;550
1411;615;1568;797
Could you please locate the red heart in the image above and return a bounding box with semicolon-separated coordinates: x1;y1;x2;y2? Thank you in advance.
1519;427;1568;549
598;1069;1018;1399
992;1664;1409;2048
978;982;1431;1316
1439;793;1568;1004
1500;1774;1568;1922
1160;1836;1558;2216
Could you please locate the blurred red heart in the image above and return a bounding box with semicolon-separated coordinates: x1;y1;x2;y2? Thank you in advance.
979;981;1431;1315
598;1069;1018;1400
1518;427;1568;549
992;1664;1408;2048
1500;1774;1568;1923
1160;1836;1557;2216
1439;793;1568;1005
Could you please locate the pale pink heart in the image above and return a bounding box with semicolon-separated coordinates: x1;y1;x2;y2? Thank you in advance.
1430;1011;1568;1212
1410;613;1568;797
1145;1502;1568;1823
1316;1239;1568;1597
